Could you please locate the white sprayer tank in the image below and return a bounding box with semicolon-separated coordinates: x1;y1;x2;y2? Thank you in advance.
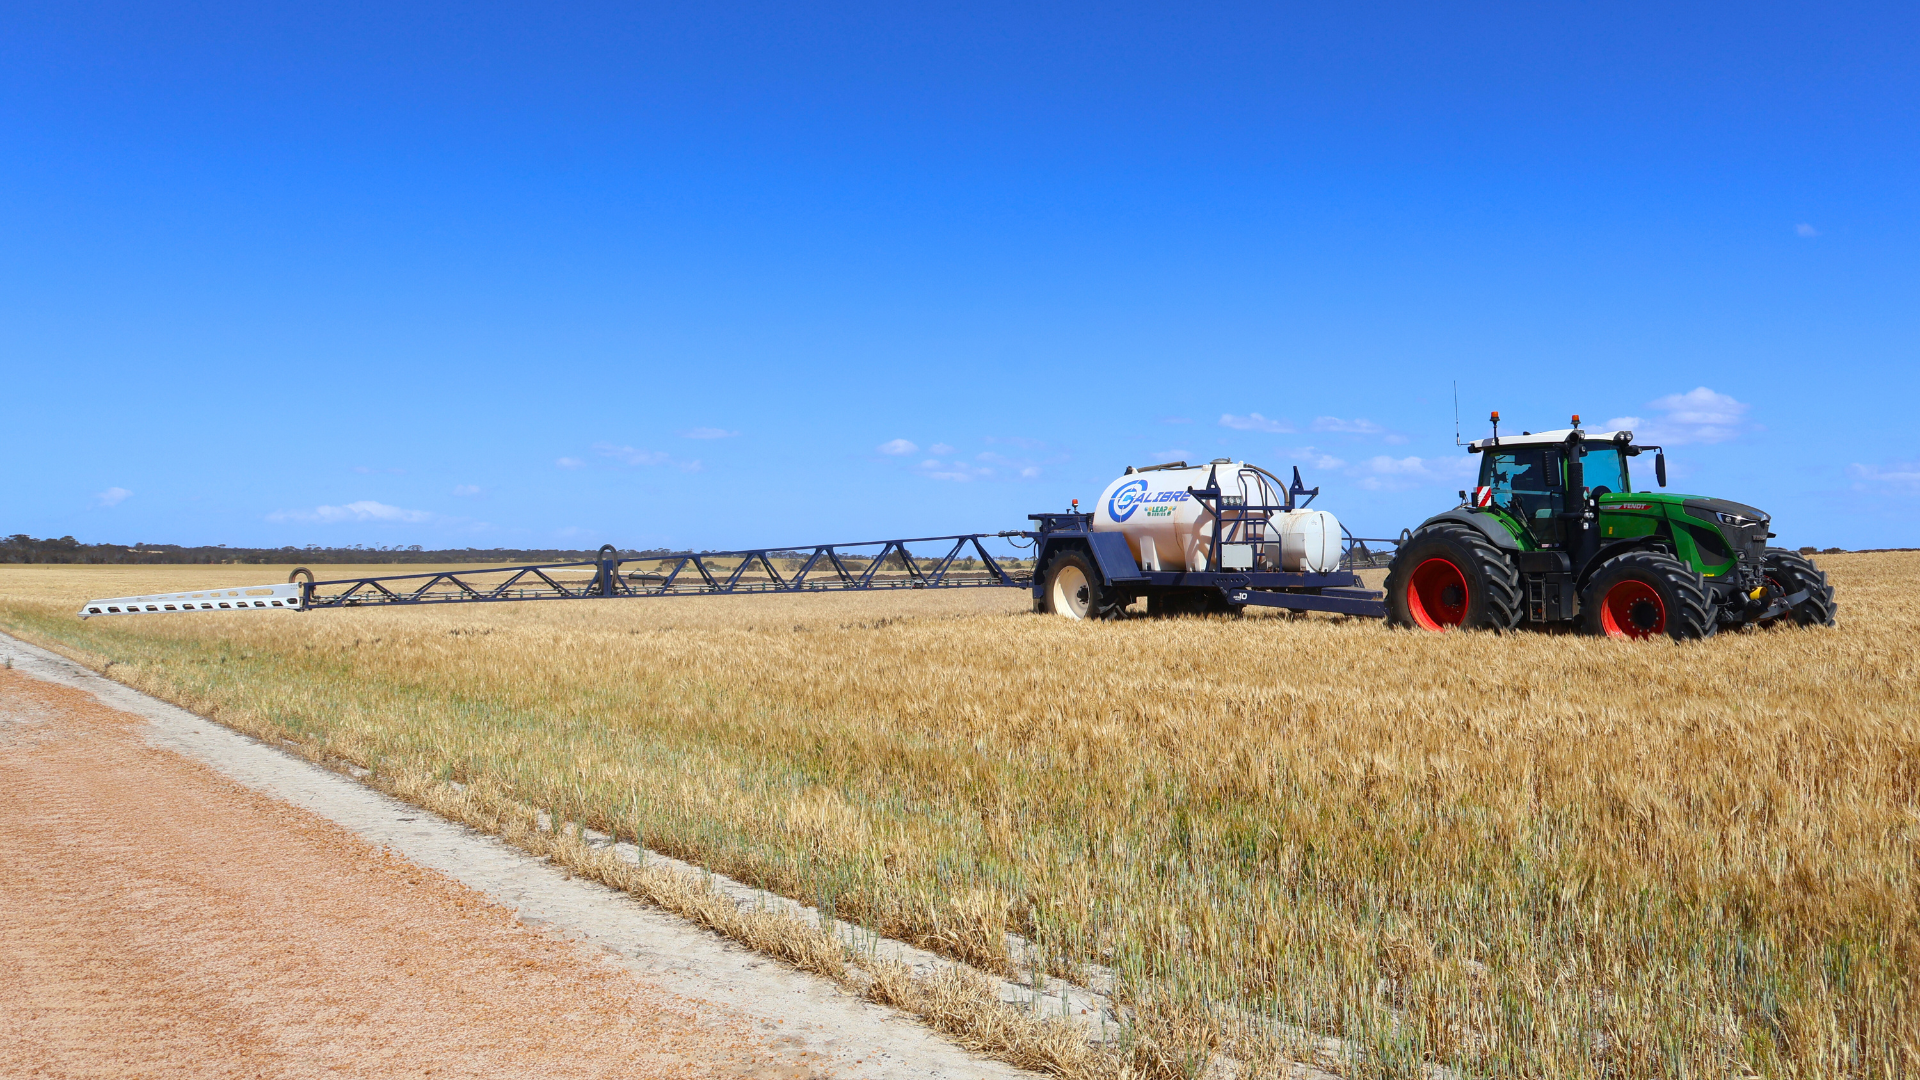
1091;460;1343;573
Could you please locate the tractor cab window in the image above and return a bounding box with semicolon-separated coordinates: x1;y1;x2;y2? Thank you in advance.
1480;447;1564;502
1480;447;1566;546
1580;445;1628;495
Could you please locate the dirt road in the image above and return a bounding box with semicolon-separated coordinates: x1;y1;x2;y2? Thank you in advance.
0;666;822;1079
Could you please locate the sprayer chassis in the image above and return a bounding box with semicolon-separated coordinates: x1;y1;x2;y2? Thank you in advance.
1028;514;1388;618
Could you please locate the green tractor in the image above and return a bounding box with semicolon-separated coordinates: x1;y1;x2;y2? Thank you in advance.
1385;413;1837;640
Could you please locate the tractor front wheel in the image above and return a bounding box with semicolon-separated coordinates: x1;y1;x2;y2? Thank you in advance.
1760;548;1838;627
1385;524;1522;631
1580;550;1715;641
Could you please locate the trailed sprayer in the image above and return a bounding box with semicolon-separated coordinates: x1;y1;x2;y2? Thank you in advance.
77;457;1390;622
1029;459;1379;619
76;422;1837;642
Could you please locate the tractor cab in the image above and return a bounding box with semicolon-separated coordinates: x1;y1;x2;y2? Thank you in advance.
1471;427;1641;548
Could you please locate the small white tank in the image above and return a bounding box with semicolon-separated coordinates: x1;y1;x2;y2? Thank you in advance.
1092;460;1345;573
1276;509;1342;573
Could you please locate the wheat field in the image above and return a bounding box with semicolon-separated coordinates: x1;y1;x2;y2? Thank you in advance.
2;554;1914;1078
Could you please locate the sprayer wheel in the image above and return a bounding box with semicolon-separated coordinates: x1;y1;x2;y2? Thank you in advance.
1041;550;1114;620
1384;524;1522;631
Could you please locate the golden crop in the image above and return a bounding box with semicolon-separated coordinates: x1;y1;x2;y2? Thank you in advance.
4;553;1914;1078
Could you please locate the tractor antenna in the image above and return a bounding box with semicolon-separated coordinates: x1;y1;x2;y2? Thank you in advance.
1453;381;1462;446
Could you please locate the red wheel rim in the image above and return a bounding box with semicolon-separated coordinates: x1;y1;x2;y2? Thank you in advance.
1407;557;1469;630
1600;579;1666;639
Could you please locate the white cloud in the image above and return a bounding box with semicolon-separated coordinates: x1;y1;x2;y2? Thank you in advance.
1288;447;1347;471
1367;455;1436;476
1796;223;1820;238
1311;416;1384;435
1258;446;1471;493
268;500;432;524
95;486;132;507
976;451;1042;476
922;461;994;482
1607;387;1750;445
1353;454;1475;491
912;450;1046;482
929;443;955;455
452;484;482;496
556;457;585;469
1848;462;1920;489
594;442;670;466
681;427;737;439
1219;412;1294;433
878;438;918;455
1652;387;1745;428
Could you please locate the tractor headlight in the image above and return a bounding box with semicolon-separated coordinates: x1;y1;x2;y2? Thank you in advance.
1716;512;1759;528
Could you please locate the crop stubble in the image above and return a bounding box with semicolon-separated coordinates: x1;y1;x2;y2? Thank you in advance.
2;553;1914;1078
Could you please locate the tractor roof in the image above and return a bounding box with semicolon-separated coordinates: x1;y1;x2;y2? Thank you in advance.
1468;428;1634;452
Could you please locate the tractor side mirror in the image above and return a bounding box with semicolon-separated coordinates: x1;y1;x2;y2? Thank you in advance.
1655;452;1667;488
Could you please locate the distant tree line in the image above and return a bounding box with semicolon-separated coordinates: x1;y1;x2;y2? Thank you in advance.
1;534;683;565
0;535;1038;566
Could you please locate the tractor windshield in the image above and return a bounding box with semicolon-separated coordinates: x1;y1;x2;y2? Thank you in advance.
1581;445;1628;494
1479;443;1631;498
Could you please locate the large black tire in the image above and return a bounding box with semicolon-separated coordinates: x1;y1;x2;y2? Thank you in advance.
1580;550;1716;641
1040;549;1118;620
1761;548;1838;627
1385;524;1522;631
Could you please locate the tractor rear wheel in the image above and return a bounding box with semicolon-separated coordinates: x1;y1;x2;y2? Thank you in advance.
1385;524;1522;631
1760;548;1838;627
1041;550;1115;620
1580;550;1715;641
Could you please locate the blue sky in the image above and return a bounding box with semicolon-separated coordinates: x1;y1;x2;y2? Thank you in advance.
5;2;1916;552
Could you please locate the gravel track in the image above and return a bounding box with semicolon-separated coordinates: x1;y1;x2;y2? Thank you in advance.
0;632;1037;1080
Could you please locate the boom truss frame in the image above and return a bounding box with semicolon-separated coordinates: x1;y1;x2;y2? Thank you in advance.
297;533;1032;611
